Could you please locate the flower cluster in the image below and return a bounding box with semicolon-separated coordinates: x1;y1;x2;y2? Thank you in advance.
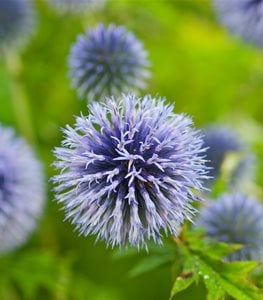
0;125;45;253
52;93;207;248
69;24;150;100
197;193;263;261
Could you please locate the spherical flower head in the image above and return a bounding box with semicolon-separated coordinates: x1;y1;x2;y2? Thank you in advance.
214;0;263;47
47;0;106;14
69;24;150;101
52;93;207;248
202;126;243;184
0;125;45;254
229;153;257;189
196;193;263;261
0;0;36;50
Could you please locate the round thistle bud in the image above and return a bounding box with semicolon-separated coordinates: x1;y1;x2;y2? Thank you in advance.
47;0;106;14
69;24;150;101
214;0;263;47
202;126;249;186
52;93;207;248
0;0;35;50
229;153;257;189
197;193;263;261
0;125;45;253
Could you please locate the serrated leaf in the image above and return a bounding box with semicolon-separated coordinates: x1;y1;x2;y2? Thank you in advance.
191;250;260;300
193;253;259;300
194;239;243;260
171;229;262;300
221;261;259;278
186;229;242;259
170;272;197;299
183;252;225;300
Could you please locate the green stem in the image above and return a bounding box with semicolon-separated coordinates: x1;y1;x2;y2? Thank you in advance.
5;51;36;144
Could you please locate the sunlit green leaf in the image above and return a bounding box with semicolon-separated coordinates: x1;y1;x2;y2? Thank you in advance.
170;229;262;300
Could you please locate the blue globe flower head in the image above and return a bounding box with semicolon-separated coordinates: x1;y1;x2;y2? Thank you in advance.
0;0;35;50
229;153;257;189
202;126;244;185
47;0;106;14
52;93;208;249
0;125;45;254
214;0;263;47
197;193;263;261
69;24;150;101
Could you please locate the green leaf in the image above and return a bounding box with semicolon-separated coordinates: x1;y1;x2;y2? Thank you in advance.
170;271;197;298
170;229;262;300
191;238;242;260
112;242;175;278
192;252;259;300
128;253;173;278
186;229;242;259
112;248;139;261
0;250;73;299
221;261;259;277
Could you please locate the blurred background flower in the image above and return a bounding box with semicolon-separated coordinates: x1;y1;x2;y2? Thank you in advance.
229;153;257;189
202;125;242;180
214;0;263;47
46;0;106;15
69;24;150;101
202;125;256;189
0;125;45;254
0;0;36;51
196;193;263;261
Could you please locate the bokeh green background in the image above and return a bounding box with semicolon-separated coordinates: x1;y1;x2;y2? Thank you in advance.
0;0;263;299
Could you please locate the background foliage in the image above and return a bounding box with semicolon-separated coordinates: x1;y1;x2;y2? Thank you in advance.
1;0;263;299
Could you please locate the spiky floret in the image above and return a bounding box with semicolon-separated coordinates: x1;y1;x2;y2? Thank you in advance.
52;93;207;248
197;193;263;261
47;0;106;14
69;24;150;101
0;125;45;253
214;0;263;47
0;0;35;50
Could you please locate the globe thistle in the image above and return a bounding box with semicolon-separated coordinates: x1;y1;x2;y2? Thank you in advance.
202;126;244;185
52;93;207;248
214;0;263;47
0;125;45;253
0;0;35;50
47;0;106;14
69;24;150;101
196;193;263;261
229;154;257;189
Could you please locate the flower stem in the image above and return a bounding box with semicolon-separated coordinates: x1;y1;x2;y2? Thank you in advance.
5;51;36;144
